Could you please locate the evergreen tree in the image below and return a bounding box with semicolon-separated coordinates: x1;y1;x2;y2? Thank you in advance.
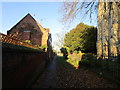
64;23;97;53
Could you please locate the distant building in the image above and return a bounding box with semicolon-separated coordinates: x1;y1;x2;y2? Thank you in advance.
7;13;50;46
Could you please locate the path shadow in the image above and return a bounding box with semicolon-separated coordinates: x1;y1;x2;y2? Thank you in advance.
56;55;76;70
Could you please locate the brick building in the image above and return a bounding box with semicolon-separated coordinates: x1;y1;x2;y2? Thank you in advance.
7;13;50;46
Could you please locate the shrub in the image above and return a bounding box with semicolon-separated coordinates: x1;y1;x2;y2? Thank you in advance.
67;52;84;69
38;45;48;51
60;47;68;59
80;59;89;67
80;53;97;67
24;40;31;43
73;50;78;54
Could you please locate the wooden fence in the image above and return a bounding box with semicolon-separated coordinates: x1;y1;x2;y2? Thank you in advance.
0;33;38;49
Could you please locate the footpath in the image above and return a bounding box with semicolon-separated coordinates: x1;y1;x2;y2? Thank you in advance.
32;56;118;88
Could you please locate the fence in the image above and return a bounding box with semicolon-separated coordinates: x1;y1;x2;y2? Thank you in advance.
0;33;38;49
81;53;120;85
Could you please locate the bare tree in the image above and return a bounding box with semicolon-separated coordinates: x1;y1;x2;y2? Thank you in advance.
60;1;120;61
54;31;66;50
60;0;98;26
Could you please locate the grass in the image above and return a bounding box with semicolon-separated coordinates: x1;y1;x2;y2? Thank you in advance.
89;67;120;87
56;56;68;65
56;55;120;86
84;60;120;86
64;53;120;86
56;55;75;69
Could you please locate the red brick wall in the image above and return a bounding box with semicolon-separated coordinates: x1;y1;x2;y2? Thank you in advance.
2;48;48;88
7;14;51;46
7;14;43;46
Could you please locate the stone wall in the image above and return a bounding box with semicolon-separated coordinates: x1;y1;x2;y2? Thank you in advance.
97;2;120;60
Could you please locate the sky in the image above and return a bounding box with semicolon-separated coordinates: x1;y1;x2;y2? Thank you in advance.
1;2;97;50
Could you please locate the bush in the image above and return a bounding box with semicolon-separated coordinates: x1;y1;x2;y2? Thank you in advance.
80;53;97;67
38;45;48;51
24;40;31;43
94;60;102;67
73;50;78;54
79;53;104;68
80;59;89;67
60;47;68;59
67;52;84;69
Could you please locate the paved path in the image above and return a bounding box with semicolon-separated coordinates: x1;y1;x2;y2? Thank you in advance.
32;56;118;88
32;56;56;88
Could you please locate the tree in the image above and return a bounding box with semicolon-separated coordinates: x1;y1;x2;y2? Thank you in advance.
54;31;66;50
60;1;120;24
60;47;68;59
64;23;97;53
60;1;98;26
60;1;120;60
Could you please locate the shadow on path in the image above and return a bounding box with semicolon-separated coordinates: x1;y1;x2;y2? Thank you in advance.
31;56;57;88
32;56;118;88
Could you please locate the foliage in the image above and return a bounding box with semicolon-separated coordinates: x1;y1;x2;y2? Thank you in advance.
67;52;84;69
80;59;90;67
2;42;42;52
80;53;120;85
64;46;71;53
56;56;68;66
37;45;48;51
24;40;31;43
73;50;78;54
53;49;57;54
82;53;94;60
64;23;97;53
80;53;97;67
60;47;68;59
